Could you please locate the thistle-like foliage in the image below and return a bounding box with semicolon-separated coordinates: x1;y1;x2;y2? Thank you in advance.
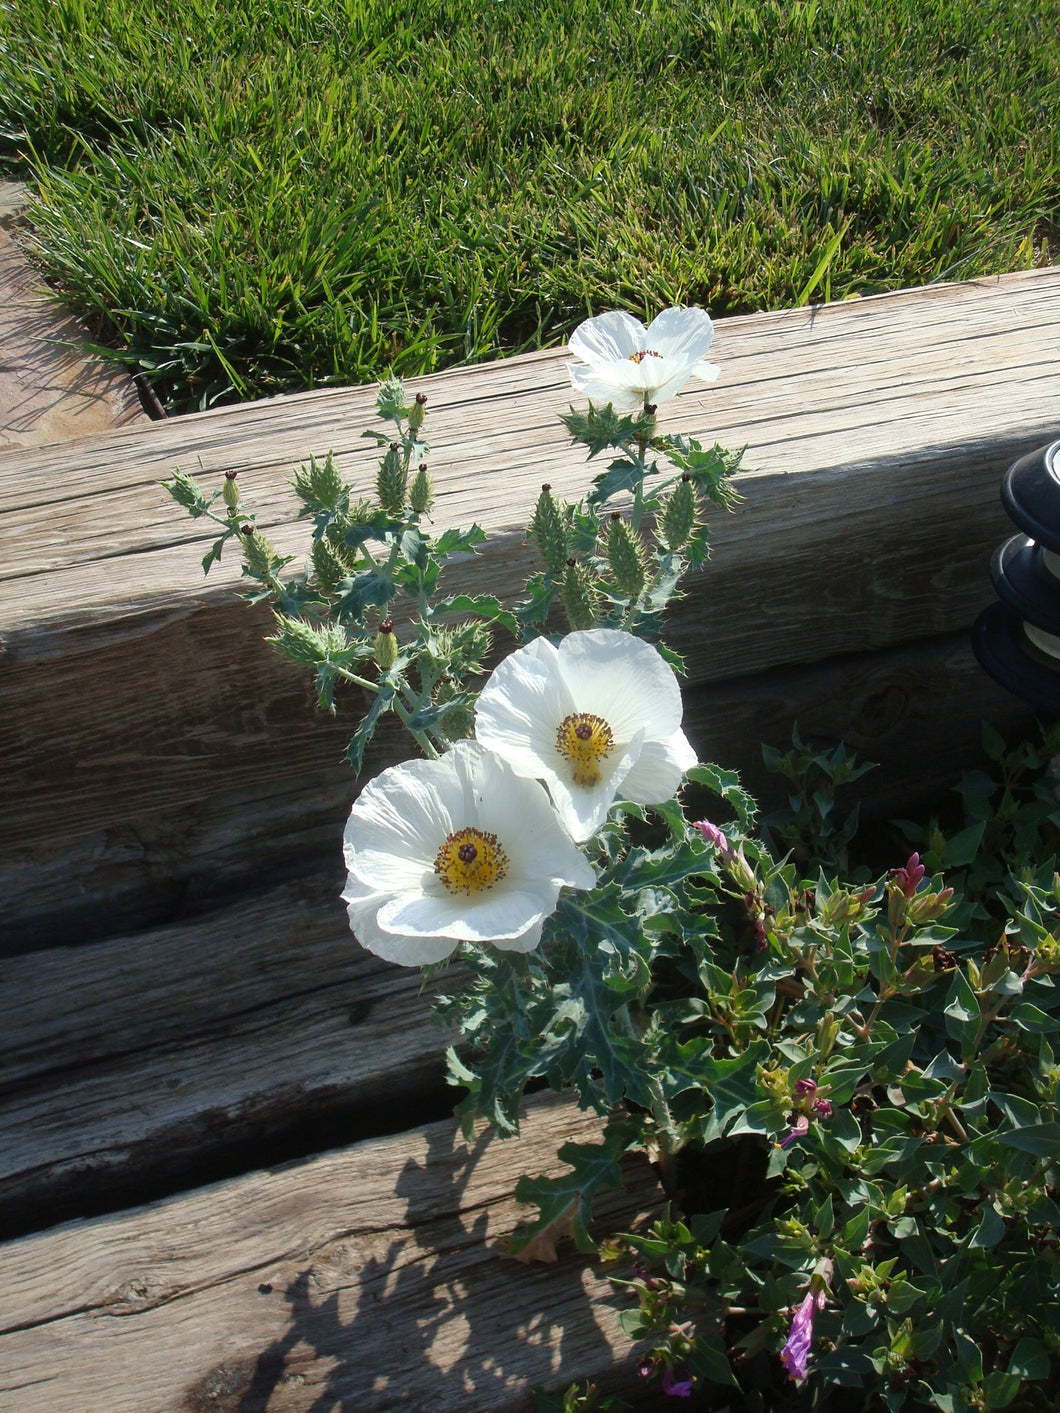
163;378;518;767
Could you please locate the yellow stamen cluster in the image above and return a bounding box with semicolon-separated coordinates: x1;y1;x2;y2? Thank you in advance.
628;348;662;364
434;827;509;895
556;712;615;788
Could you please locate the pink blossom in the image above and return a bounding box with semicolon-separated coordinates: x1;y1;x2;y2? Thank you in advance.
813;1098;833;1119
794;1077;818;1097
778;1114;810;1149
780;1289;825;1382
662;1366;694;1397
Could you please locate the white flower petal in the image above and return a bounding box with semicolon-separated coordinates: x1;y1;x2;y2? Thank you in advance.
645;306;716;365
544;735;644;843
345;896;457;966
377;886;549;942
557;630;683;740
343;755;456;888
691;359;721;384
566;306;719;410
566;363;646;411
568;310;646;365
620;728;698;803
474;752;597;889
341;739;593;966
475;640;574;787
493;920;544;953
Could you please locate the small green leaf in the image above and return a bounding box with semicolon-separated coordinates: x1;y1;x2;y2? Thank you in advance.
434;592;518;636
998;1122;1060;1156
941;820;986;867
943;969;980;1023
981;1370;1021;1409
1007;1337;1050;1381
1010;1001;1060;1033
335;570;396;619
968;1204;1005;1248
201;535;228;573
345;685;395;774
689;1339;738;1387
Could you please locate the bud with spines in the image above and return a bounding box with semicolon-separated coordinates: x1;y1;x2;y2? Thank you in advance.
660;474;697;552
268;614;348;668
376;374;409;422
562;558;600;631
605;513;648;598
376;442;408;515
312;535;352;593
529;483;569;579
373;617;399;673
222;469;241;513
241;524;280;579
409;463;434;515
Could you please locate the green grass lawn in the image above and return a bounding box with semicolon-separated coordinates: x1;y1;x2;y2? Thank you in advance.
1;0;1058;412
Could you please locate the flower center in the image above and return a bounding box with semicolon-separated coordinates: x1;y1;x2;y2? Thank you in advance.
434;826;509;895
556;712;615;788
628;348;662;364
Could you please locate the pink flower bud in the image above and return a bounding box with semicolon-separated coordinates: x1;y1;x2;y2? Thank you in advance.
693;819;729;852
890;853;927;898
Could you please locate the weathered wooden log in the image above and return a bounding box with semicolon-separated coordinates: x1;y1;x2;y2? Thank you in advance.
0;1092;661;1413
0;623;1032;1236
3;270;1057;946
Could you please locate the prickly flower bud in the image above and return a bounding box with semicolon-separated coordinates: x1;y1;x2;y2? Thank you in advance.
660;475;696;551
222;468;241;512
409;463;434;515
241;525;279;579
605;513;648;598
433;678;475;742
373;617;398;672
529;483;569;579
407;390;427;434
376;442;408;516
562;558;600;631
312;536;352;593
376;374;408;421
267;614;348;668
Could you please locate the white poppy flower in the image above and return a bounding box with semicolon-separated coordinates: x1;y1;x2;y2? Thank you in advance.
474;629;697;843
342;739;595;966
566;306;720;411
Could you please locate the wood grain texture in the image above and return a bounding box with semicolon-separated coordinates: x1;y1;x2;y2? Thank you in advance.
0;1092;660;1413
3;269;1057;655
0;628;1032;1233
0;869;448;1231
3;273;1056;944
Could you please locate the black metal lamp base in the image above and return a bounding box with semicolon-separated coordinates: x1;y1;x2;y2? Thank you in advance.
973;602;1060;711
974;440;1060;709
